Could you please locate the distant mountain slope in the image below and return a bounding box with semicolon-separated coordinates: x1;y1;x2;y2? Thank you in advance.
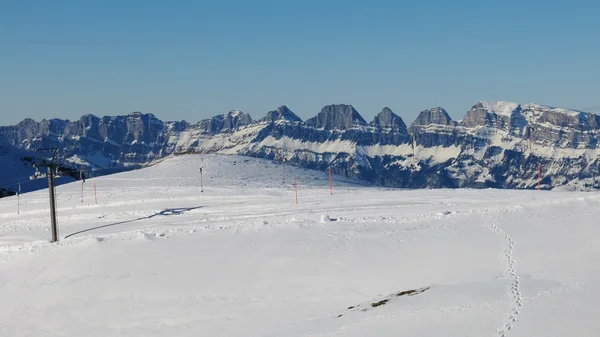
0;138;78;196
1;101;600;196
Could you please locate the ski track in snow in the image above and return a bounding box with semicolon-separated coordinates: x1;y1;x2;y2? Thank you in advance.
485;210;522;337
0;202;462;257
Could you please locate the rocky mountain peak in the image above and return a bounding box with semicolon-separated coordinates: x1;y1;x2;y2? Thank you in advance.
39;118;68;136
411;107;456;127
304;104;367;130
261;106;302;123
196;110;253;135
129;111;153;117
459;101;518;128
224;110;253;128
16;118;38;129
80;114;100;121
476;101;520;117
371;107;408;134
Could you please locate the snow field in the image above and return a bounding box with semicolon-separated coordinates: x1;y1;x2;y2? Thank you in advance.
0;154;599;336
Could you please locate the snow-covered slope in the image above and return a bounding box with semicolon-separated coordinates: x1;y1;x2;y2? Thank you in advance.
1;154;599;336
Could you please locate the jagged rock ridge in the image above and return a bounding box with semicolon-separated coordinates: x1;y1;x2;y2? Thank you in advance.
1;101;600;197
304;104;367;130
412;107;457;127
371;107;408;134
260;106;302;123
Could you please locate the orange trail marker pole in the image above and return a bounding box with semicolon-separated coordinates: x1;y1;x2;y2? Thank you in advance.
294;178;298;204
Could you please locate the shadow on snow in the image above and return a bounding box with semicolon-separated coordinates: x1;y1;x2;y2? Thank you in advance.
64;206;203;239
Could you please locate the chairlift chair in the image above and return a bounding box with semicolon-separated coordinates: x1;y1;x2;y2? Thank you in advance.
30;165;41;180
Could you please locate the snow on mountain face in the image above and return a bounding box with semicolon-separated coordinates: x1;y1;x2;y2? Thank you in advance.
463;101;594;129
479;101;520;117
1;101;600;196
475;101;584;119
459;102;515;129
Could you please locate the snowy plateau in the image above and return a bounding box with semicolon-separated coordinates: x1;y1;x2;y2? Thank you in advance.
2;101;600;197
1;154;599;336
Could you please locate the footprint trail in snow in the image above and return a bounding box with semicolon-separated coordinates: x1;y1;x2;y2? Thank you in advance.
485;211;523;337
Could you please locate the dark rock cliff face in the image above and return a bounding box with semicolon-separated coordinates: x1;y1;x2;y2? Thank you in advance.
305;105;368;130
411;107;457;127
2;101;600;197
1;112;169;168
371;108;408;134
260;106;303;123
196;110;254;135
459;102;511;129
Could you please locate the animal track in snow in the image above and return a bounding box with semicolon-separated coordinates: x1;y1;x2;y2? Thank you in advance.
484;211;522;337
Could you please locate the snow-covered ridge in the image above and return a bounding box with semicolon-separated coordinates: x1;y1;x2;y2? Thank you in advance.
478;101;586;118
1;101;600;194
522;103;585;117
478;101;521;117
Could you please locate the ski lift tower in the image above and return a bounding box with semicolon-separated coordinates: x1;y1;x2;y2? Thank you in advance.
31;148;60;242
280;147;287;184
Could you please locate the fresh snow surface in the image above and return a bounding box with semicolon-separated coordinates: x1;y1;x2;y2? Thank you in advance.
479;101;520;117
522;103;583;117
479;101;587;118
1;154;599;337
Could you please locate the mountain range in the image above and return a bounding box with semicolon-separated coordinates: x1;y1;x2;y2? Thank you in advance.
1;101;600;197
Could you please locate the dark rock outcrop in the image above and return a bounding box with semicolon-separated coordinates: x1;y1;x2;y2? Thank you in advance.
411;107;456;127
260;106;302;123
196;110;253;135
459;102;513;129
305;104;367;130
371;107;408;133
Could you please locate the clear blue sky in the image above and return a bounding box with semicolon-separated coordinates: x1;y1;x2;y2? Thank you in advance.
1;0;599;126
